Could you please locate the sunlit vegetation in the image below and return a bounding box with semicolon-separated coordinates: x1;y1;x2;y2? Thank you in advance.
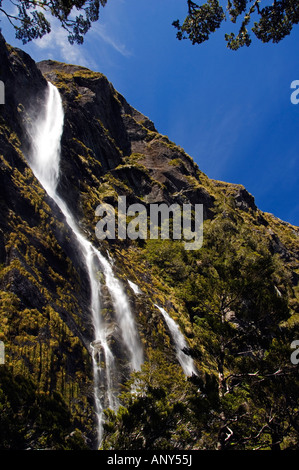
0;44;298;450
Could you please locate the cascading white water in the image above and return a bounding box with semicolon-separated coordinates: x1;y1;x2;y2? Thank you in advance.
128;280;142;295
28;83;63;199
26;82;143;445
95;257;143;371
155;305;197;377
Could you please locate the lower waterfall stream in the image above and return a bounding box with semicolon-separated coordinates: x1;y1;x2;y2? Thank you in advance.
155;305;197;377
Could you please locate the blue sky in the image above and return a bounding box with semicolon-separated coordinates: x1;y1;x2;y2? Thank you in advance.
1;0;299;226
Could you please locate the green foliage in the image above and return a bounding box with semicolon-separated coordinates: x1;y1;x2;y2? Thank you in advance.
102;350;198;450
173;0;225;45
0;366;88;449
2;0;298;49
0;149;95;445
136;215;299;449
1;40;298;450
144;239;189;285
0;0;107;44
173;0;299;49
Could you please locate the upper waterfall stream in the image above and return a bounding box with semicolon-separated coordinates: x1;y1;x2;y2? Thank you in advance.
26;82;143;446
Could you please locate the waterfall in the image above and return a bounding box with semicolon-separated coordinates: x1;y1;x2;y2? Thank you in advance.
128;280;142;295
26;82;142;445
155;305;197;377
97;258;143;371
28;83;63;199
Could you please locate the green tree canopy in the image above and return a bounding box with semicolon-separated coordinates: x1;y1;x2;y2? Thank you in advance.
102;349;198;450
173;0;299;50
1;0;298;49
0;0;107;44
141;216;299;449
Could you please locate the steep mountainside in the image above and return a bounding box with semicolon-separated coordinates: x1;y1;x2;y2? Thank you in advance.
0;33;298;450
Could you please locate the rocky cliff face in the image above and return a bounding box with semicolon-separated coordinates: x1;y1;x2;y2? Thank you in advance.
0;33;298;450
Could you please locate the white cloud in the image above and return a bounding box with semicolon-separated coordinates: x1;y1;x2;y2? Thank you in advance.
0;0;132;70
89;22;132;58
29;14;132;70
33;20;94;68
